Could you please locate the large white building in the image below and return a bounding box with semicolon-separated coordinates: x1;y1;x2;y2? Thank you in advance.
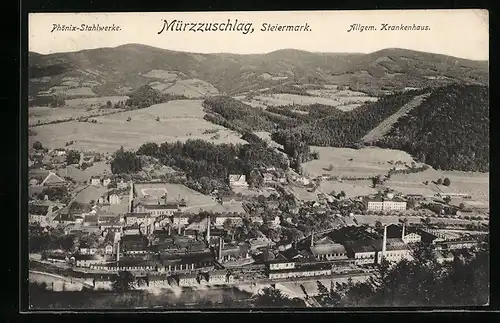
229;175;248;188
365;197;407;212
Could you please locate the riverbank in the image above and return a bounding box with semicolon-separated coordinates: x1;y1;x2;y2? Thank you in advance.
29;282;253;309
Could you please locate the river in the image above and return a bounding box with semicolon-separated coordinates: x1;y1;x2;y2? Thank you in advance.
29;283;254;309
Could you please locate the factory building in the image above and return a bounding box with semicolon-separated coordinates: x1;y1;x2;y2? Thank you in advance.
365;197;407;212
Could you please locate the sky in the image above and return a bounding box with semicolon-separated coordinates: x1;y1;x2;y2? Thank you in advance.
29;10;489;60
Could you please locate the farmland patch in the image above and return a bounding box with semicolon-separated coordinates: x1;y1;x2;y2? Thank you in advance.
29;100;246;153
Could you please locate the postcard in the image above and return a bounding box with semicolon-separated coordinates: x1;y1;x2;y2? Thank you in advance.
26;10;489;310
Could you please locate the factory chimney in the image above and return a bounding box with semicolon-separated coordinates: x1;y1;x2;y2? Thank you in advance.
218;236;223;261
310;230;314;247
381;225;387;264
177;213;182;235
206;215;211;243
401;223;405;240
167;224;171;236
116;241;120;262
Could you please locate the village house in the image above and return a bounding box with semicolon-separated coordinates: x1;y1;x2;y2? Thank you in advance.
229;174;248;188
267;216;281;227
74;254;106;268
178;273;199;287
215;215;243;227
267;264;332;280
262;173;274;183
171;213;191;227
249;216;264;225
29;204;58;226
146;275;169;287
133;202;181;217
109;193;122;205
267;260;296;271
30;170;66;187
90;176;102;186
117;180;129;189
44;252;69;264
121;234;148;255
79;247;98;255
208;270;231;285
103;177;112;187
123;224;141;236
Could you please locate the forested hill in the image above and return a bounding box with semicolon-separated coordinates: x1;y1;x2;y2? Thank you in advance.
202;84;489;172
29;45;488;96
375;84;489;172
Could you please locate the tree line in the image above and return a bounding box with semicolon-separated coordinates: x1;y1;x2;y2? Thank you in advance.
375;84;489;172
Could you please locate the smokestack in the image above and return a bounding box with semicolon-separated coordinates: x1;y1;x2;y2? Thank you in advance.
381;225;387;263
168;224;171;236
311;231;314;247
177;213;181;235
401;223;405;240
218;237;223;261
206;215;211;243
116;242;120;262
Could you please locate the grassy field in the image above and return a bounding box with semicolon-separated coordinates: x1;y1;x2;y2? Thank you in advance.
162;79;220;98
64;96;129;108
303;146;416;179
48;86;96;97
73;185;109;204
318;179;377;198
387;168;489;203
134;182;215;208
29;100;246;153
56;161;111;183
232;186;277;198
237;89;378;111
28;106;125;126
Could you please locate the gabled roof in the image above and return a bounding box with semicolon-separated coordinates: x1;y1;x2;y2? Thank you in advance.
41;172;65;185
29;204;50;216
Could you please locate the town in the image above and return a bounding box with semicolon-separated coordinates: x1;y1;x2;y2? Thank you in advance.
28;143;489;304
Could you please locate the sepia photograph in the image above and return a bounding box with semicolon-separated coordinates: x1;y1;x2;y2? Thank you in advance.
26;10;489;310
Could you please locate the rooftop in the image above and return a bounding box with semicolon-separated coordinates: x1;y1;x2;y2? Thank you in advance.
310;243;347;256
29;204;50;215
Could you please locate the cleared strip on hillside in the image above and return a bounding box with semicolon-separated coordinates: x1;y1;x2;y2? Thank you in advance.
361;93;431;143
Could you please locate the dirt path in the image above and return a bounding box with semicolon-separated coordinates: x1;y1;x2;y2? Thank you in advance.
362;93;431;143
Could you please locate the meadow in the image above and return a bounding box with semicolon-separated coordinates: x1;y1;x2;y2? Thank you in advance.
237;88;378;111
29;100;246;153
134;182;217;210
387;169;489;203
302;146;416;179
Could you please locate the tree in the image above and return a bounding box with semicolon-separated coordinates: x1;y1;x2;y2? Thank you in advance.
112;271;136;292
443;196;451;204
253;287;305;308
459;203;465;209
156;117;160;122
33;141;43;150
421;217;432;226
66;150;81;165
443;178;451;186
375;221;383;230
106;100;112;108
127;117;131;122
111;147;142;174
437;178;443;185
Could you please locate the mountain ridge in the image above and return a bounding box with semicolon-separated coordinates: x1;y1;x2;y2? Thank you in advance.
29;44;489;97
